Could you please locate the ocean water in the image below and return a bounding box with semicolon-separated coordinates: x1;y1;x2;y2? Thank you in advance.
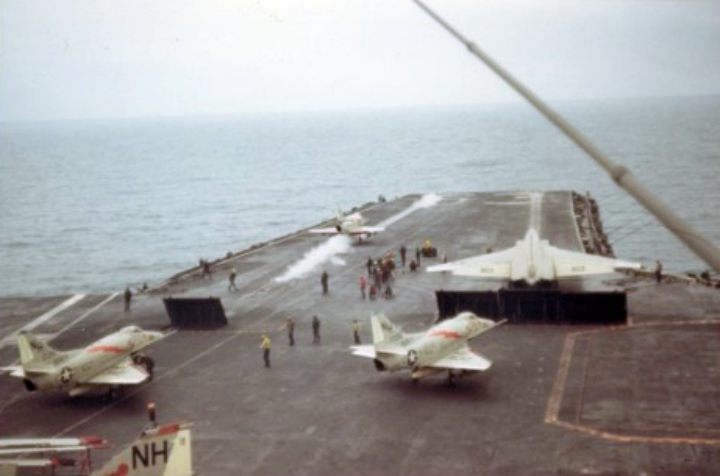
1;96;719;297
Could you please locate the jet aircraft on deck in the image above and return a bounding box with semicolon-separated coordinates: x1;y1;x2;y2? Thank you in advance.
427;228;641;285
309;209;384;240
0;420;192;475
351;312;504;384
2;325;164;398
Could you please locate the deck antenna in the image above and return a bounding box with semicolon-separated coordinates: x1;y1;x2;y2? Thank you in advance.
413;0;720;272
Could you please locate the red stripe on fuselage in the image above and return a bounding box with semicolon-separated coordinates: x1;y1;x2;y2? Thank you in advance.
428;329;462;339
87;345;127;354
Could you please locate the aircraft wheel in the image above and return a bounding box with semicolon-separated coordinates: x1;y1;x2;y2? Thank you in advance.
143;357;155;380
107;386;119;401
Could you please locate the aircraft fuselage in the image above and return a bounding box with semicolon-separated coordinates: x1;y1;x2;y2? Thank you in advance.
22;326;162;394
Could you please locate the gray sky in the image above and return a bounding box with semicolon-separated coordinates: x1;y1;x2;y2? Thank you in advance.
2;0;719;122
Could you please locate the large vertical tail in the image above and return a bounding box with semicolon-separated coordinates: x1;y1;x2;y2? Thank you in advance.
370;314;403;345
17;331;61;368
93;423;193;476
334;206;345;232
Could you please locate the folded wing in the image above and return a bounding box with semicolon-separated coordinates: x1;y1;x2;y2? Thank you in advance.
350;345;376;359
86;359;149;385
428;345;492;371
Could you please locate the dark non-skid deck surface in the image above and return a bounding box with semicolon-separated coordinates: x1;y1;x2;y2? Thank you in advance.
1;191;720;475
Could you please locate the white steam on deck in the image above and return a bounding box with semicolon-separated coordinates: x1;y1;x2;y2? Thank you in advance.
274;194;442;283
377;193;442;228
274;235;352;283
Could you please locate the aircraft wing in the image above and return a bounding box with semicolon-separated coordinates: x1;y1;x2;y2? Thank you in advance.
0;437;107;452
350;345;376;359
86;359;149;385
308;227;339;235
426;248;516;279
427;345;492;371
350;344;406;358
349;226;384;235
548;246;641;278
0;444;104;457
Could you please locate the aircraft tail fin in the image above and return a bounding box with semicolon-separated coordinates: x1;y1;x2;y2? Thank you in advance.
93;423;193;476
17;332;61;368
370;314;403;345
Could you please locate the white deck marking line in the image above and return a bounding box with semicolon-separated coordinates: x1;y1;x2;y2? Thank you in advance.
0;294;86;347
1;293;121;368
528;191;543;234
48;292;120;343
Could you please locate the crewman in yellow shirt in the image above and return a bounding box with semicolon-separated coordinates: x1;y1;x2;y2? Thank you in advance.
352;320;361;344
260;334;272;368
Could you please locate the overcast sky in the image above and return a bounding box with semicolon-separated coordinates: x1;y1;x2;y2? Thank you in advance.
2;0;719;122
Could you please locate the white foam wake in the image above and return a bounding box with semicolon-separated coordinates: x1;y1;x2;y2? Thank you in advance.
274;235;352;283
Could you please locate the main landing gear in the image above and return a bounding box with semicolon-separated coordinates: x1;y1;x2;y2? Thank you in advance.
133;354;156;380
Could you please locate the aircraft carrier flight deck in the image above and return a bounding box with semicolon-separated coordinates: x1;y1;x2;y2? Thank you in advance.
1;191;720;475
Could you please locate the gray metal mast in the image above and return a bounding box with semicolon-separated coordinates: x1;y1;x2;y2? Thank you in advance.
414;0;720;272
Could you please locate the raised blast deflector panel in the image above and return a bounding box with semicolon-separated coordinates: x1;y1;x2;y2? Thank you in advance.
436;290;626;324
163;297;228;330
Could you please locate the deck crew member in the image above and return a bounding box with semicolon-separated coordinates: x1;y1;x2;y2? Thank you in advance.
352;319;361;344
359;275;367;299
285;317;295;346
228;267;238;291
312;316;321;343
321;271;329;295
260;334;272;368
201;259;213;279
123;287;132;313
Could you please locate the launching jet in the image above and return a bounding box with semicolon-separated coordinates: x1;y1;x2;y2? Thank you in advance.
351;312;504;384
309;208;384;240
0;421;192;475
427;228;641;285
1;325;164;398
